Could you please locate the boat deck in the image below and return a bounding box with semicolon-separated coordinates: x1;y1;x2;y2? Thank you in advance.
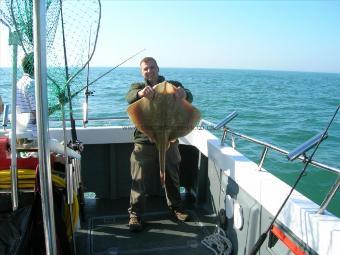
75;194;217;255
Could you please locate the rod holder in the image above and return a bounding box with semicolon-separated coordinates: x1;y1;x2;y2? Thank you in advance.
214;111;238;130
287;132;328;161
215;111;238;146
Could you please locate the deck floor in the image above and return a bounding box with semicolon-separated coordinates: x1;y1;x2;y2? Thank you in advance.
75;194;217;255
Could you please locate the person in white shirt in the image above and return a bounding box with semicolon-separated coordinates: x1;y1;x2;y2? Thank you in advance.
16;52;37;140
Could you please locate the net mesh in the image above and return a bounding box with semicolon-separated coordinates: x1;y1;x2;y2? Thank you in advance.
0;0;101;120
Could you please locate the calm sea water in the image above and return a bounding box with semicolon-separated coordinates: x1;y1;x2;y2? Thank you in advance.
1;67;339;216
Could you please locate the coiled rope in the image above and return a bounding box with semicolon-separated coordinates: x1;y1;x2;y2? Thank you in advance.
201;225;232;255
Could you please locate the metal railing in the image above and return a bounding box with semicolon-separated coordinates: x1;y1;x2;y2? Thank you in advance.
200;119;339;175
1;115;131;130
200;119;339;214
49;116;131;128
49;116;130;122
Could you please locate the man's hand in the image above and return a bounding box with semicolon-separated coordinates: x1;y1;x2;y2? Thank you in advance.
138;86;155;100
175;87;187;100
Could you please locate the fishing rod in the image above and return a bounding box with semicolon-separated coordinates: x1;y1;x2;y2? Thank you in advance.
59;0;77;143
71;48;146;99
249;104;340;255
47;49;145;119
83;27;93;128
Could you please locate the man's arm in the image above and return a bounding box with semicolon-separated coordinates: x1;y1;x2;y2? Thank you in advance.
126;83;145;104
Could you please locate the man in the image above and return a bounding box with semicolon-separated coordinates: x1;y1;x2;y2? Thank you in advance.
126;57;193;232
16;52;37;140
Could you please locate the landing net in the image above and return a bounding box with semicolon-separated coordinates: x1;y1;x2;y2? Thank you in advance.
0;0;101;121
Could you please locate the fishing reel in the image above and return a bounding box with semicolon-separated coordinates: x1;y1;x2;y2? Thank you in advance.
68;139;84;153
84;90;94;96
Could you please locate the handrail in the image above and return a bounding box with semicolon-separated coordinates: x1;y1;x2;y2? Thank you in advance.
49;116;130;122
226;128;340;175
2;116;130;128
200;119;340;175
200;119;339;214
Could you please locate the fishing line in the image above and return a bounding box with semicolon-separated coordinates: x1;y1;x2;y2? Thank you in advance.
72;48;146;98
59;0;78;143
249;104;340;255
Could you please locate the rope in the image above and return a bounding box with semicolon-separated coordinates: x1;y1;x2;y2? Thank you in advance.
201;225;232;255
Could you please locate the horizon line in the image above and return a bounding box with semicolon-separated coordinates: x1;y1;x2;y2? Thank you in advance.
0;65;339;75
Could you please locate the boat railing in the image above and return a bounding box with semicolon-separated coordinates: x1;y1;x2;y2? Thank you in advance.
49;116;131;128
199;118;339;215
1;113;131;130
199;119;339;174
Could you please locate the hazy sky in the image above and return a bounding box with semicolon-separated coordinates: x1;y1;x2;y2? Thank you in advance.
1;0;340;73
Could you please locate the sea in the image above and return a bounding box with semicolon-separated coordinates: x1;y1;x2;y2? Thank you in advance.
1;67;339;216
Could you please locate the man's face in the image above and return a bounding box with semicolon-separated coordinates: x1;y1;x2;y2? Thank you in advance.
140;60;159;85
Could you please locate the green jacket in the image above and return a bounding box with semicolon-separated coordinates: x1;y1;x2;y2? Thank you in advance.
126;75;193;144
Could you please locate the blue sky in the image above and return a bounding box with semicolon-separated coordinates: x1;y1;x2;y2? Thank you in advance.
1;0;340;73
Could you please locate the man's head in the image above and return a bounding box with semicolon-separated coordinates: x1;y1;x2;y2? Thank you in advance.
22;52;34;77
140;57;159;86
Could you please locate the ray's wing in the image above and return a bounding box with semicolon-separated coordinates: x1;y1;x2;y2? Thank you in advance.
127;97;158;142
168;99;201;141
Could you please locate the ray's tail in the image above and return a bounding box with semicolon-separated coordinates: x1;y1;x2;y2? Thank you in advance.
157;133;169;187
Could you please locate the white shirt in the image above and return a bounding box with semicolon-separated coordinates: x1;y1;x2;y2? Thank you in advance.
16;73;37;138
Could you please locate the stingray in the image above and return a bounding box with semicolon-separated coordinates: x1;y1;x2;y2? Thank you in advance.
127;81;201;185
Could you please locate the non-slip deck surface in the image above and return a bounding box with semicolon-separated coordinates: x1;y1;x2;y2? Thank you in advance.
89;211;215;254
75;196;217;254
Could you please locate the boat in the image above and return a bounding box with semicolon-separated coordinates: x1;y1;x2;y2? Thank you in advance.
0;1;339;254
